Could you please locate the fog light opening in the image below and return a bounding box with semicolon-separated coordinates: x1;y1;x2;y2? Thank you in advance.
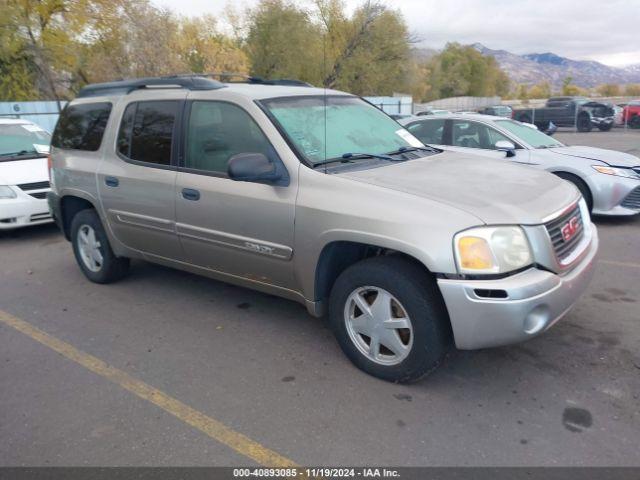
523;305;550;334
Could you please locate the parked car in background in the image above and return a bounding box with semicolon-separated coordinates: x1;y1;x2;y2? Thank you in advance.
478;105;513;118
48;75;598;382
400;113;640;216
0;118;53;230
512;96;615;132
415;108;451;116
622;100;640;128
612;104;625;126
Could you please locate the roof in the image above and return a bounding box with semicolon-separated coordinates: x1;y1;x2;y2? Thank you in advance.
399;113;511;124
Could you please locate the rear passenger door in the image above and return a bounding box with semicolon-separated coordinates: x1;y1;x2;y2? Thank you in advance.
98;95;186;260
174;99;297;289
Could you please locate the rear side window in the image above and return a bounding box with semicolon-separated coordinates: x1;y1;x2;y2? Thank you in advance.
51;103;112;151
117;101;179;166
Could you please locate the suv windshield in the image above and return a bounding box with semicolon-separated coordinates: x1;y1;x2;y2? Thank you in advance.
261;95;424;165
495;120;564;149
0;123;51;160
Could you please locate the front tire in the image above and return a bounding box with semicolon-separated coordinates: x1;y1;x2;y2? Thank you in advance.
71;209;129;283
329;256;452;383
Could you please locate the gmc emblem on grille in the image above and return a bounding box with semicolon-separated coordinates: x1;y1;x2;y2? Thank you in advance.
561;216;579;242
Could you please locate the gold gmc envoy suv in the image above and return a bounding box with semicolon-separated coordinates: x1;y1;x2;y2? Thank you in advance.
48;76;598;382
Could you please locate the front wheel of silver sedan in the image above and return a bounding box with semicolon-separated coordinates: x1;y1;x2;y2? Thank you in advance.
329;256;452;383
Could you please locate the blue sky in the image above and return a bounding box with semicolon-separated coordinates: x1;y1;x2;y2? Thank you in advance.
152;0;640;67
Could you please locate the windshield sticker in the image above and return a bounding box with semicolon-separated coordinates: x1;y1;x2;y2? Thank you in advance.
33;144;50;154
395;129;423;147
22;124;45;133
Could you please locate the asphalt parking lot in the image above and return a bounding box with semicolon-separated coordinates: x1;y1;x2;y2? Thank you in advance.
1;131;639;467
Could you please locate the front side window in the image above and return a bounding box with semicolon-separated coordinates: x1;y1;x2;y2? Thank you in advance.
0;123;51;160
406;119;445;145
185;101;274;174
117;101;178;165
51;102;112;151
495;120;564;149
261;96;424;165
450;120;497;149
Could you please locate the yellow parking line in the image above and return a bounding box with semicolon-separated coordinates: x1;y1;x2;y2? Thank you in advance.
0;309;297;468
599;259;640;269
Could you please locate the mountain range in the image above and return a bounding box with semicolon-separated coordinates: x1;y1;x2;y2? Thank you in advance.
472;43;640;89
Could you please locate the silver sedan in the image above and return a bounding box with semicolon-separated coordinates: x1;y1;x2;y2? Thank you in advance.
399;113;640;216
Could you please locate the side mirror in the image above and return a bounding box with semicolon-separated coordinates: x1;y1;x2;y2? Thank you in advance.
495;140;516;157
227;153;288;186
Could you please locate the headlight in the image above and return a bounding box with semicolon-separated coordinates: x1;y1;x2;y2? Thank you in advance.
592;165;639;179
454;226;532;275
0;186;17;199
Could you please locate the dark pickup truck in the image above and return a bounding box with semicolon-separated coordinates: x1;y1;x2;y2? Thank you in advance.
512;96;615;132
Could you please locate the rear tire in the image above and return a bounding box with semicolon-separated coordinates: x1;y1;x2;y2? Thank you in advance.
554;172;593;215
70;209;129;283
328;256;452;383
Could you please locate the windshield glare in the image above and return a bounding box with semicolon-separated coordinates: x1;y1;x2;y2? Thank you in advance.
495;120;564;149
261;96;424;165
0;123;51;157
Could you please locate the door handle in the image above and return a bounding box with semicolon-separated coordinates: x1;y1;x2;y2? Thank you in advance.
181;188;200;201
105;176;119;187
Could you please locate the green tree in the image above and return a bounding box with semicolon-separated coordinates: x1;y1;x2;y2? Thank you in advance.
596;83;621;97
245;0;324;84
528;81;551;99
625;84;640;96
425;43;510;100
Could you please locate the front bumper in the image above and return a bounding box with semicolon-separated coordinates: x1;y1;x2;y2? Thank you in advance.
589;175;640;216
0;189;52;230
437;225;598;350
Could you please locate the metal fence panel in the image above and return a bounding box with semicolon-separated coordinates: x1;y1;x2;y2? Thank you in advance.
0;101;66;133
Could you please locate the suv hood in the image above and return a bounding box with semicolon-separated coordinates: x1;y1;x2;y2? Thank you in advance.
340;151;579;225
549;146;640;168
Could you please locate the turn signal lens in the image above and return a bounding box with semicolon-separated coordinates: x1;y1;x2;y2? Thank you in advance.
457;236;495;271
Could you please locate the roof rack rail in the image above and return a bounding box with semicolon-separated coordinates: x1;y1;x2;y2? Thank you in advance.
196;72;313;87
77;75;226;98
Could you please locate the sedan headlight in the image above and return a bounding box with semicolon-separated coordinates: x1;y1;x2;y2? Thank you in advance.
592;165;639;179
0;186;17;199
454;226;532;275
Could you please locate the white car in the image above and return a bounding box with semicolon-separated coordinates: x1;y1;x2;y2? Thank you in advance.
399;113;640;216
0;118;53;229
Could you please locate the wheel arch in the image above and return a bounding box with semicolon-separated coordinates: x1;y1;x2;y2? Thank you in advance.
59;193;99;240
550;170;593;210
313;239;438;308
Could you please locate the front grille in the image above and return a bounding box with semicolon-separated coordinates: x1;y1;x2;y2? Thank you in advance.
30;212;51;222
545;204;584;261
621;186;640;210
28;191;48;199
18;181;50;191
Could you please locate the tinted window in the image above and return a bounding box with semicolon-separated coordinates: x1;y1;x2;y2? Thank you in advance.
185;101;275;174
51;103;111;151
117;101;178;165
406;119;445;144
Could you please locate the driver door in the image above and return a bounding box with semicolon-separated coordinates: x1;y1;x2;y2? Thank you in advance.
174;99;298;290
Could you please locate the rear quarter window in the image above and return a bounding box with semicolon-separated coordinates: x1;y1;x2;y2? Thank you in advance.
51;102;112;151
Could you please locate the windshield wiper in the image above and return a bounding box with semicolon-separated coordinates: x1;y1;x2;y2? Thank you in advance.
385;146;439;155
0;150;38;158
314;152;397;166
